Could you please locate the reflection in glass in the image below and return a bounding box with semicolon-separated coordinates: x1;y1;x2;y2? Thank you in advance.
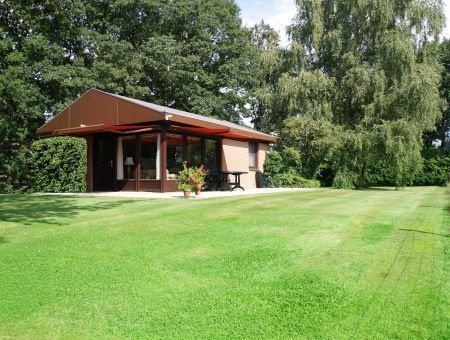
122;137;136;179
141;134;159;180
187;136;202;166
166;134;183;179
204;139;218;173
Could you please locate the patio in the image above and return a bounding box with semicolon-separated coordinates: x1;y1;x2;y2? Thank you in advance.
44;188;315;199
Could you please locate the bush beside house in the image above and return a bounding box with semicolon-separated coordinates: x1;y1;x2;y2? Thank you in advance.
264;149;320;188
30;137;87;192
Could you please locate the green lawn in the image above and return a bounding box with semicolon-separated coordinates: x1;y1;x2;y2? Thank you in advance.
0;187;448;338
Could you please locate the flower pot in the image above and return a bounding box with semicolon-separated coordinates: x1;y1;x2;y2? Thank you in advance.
195;184;202;196
183;190;191;199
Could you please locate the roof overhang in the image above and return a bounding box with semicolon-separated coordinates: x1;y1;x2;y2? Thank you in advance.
37;89;278;143
46;124;158;136
46;123;275;143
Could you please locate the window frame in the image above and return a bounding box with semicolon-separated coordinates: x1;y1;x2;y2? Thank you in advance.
249;142;258;170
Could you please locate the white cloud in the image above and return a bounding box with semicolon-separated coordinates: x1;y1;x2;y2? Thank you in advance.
262;0;297;47
237;0;297;47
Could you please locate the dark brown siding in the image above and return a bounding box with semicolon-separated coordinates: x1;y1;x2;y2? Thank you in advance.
165;180;178;192
116;180;136;191
139;180;161;192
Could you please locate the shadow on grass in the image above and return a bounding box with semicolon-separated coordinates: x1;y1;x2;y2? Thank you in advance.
398;228;449;238
0;194;137;226
359;187;398;191
0;236;7;245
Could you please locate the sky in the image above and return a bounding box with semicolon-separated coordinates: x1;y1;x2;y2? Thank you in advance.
236;0;450;46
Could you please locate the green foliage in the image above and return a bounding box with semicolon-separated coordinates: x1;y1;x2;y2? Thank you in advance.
332;168;357;189
260;0;445;188
0;29;46;192
282;116;342;179
30;137;87;192
264;148;319;188
414;155;450;186
367;151;450;186
424;40;450;150
269;170;320;188
264;147;303;178
178;183;194;192
366;161;398;187
263;151;284;178
178;162;207;191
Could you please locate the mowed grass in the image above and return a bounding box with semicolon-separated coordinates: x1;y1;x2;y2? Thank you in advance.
0;187;448;338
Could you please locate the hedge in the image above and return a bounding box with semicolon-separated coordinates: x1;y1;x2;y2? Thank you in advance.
268;172;321;188
30;137;87;192
413;155;450;186
367;154;450;187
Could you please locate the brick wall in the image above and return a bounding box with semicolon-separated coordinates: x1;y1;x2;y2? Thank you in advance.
221;139;270;188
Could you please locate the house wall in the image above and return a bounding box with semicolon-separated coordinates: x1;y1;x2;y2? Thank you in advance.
221;139;270;188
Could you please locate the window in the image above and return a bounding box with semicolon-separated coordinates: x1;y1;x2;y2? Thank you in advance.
187;136;202;166
204;139;218;173
121;136;136;180
249;142;257;169
166;134;184;179
141;134;159;180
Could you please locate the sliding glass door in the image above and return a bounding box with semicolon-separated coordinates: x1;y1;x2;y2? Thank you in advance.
141;134;160;180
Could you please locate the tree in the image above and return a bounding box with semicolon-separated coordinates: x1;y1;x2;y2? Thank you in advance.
277;0;445;187
424;39;450;150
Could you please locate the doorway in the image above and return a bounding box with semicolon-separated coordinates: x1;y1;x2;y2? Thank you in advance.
93;136;116;191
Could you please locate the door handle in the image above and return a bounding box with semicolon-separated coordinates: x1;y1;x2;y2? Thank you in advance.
109;160;113;167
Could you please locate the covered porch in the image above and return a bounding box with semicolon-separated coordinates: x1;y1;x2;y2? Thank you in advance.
86;124;223;192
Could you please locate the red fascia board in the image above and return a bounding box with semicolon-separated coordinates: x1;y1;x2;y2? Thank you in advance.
52;124;105;135
171;125;230;135
104;125;156;131
219;132;259;141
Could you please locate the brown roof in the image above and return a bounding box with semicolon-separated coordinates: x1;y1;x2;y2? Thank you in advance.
37;89;277;143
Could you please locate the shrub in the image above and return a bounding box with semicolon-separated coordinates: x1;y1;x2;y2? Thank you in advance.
263;147;319;188
366;161;397;186
367;153;450;187
268;170;320;188
264;151;284;178
0;145;32;193
413;155;450;186
30;137;87;192
332;168;357;189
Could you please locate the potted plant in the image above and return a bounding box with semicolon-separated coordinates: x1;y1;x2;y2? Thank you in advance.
190;164;208;195
179;182;194;198
178;161;195;198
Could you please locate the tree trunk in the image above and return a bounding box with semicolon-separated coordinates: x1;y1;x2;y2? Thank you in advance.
356;163;368;188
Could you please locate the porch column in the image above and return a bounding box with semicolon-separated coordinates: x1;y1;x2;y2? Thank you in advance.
136;134;141;192
161;126;167;193
85;136;94;192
